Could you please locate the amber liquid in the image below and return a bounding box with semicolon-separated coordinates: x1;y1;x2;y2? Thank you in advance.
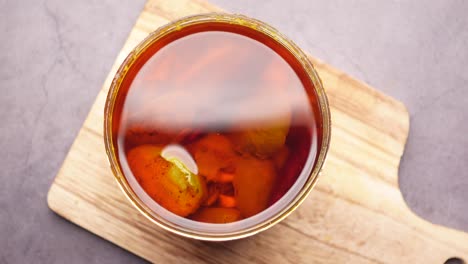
112;23;322;223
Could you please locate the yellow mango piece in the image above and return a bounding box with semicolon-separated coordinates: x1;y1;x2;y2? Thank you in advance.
190;207;241;223
230;113;291;158
233;158;276;217
189;134;237;181
127;145;206;217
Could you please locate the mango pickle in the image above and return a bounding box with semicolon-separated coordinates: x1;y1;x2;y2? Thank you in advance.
188;134;237;182
190;207;242;223
115;28;317;224
233;157;276;217
127;145;206;217
230;121;290;159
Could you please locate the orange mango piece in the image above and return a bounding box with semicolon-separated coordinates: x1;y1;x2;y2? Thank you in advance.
217;172;234;183
189;134;237;181
190;207;241;223
127;145;206;217
218;194;236;208
233;158;276;217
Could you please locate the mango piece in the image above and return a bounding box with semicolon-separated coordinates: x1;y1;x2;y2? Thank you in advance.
190;207;241;223
127;145;206;217
217;172;234;183
189;134;237;181
218;194;236;208
233;158;276;217
230;123;289;159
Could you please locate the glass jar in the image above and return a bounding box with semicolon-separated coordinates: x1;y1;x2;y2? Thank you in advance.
104;13;331;241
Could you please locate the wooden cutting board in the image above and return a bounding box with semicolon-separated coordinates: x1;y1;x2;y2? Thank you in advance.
47;0;468;263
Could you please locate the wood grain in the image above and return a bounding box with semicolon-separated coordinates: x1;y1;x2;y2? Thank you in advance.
47;0;468;263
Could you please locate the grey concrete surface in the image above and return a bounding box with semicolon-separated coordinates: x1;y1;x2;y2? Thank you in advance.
1;0;467;263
